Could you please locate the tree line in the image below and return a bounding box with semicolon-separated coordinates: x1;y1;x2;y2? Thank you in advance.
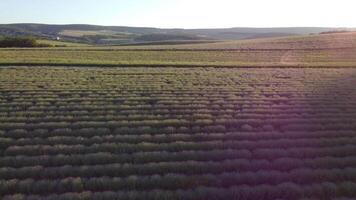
0;37;51;48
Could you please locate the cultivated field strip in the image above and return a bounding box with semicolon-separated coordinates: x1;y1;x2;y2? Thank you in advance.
0;67;356;200
1;48;356;67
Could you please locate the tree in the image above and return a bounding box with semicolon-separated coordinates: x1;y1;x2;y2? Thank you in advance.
0;37;51;48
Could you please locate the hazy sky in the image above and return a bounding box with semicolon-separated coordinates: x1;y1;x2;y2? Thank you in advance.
0;0;355;28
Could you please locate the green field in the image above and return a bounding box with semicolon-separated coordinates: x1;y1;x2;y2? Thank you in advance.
37;39;91;47
1;32;356;67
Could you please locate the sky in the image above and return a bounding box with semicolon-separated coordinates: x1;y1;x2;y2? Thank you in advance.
0;0;355;28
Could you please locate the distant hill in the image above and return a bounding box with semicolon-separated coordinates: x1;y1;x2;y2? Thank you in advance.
95;31;356;51
0;23;353;45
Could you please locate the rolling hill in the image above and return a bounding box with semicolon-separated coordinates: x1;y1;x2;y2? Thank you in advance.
116;31;356;50
0;23;350;45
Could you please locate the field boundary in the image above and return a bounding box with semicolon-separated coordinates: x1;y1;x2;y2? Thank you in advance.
1;47;355;52
1;63;356;69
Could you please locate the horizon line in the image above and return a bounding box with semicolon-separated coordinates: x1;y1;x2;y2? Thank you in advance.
1;22;356;30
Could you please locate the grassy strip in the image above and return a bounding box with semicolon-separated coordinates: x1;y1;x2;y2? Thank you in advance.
1;47;355;51
37;39;91;47
0;62;356;68
1;47;356;68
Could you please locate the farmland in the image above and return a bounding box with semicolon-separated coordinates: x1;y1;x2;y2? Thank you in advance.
0;48;356;67
1;32;356;67
37;40;90;47
0;32;356;200
1;66;356;200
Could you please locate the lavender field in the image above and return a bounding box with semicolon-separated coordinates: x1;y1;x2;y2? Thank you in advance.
0;67;356;200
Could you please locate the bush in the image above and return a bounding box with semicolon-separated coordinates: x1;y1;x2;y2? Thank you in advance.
241;124;254;131
6;129;28;138
3;194;25;200
202;125;226;133
0;37;51;48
